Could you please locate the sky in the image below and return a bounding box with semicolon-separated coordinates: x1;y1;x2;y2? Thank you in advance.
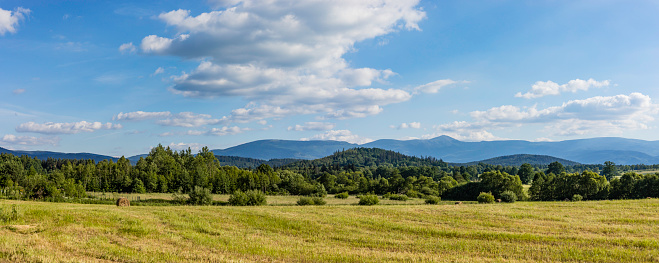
1;0;659;157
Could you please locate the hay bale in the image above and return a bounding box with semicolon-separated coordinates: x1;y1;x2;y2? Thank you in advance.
496;199;502;203
116;197;130;207
455;201;462;205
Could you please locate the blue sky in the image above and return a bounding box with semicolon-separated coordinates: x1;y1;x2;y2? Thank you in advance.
1;0;658;157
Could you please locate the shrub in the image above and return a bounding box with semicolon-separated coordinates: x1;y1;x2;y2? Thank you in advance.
228;191;248;206
388;194;409;201
500;190;518;203
425;196;441;204
334;192;349;199
229;190;267;206
312;197;326;205
477;192;495;204
297;196;327;206
171;188;188;205
572;194;583;202
188;186;213;205
405;190;421;198
297;196;314;206
0;205;19;223
358;194;379;205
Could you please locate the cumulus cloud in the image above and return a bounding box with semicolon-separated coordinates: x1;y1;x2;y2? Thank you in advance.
119;42;137;54
133;1;426;123
15;121;122;134
390;122;421;129
302;129;373;144
0;134;59;146
430;92;659;139
288;122;335;131
515;78;610;99
0;7;30;36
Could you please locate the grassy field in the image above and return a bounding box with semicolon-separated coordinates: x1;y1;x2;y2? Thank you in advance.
632;169;659;175
1;199;658;262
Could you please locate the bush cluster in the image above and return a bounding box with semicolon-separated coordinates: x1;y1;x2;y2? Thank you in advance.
358;194;379;205
228;190;267;206
188;186;213;205
572;194;583;202
500;190;518;203
297;196;327;206
424;196;441;204
0;205;19;223
334;192;349;199
477;192;495;204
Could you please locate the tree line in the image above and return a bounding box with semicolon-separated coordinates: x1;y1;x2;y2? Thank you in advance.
1;145;658;202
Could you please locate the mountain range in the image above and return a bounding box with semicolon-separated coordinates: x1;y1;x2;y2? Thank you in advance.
2;136;659;165
210;136;659;165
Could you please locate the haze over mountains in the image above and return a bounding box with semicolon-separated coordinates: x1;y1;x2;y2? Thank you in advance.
2;136;659;165
210;136;659;165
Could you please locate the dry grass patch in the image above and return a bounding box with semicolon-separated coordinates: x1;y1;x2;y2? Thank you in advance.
0;199;658;262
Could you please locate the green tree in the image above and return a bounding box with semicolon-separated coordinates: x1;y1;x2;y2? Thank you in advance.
517;163;535;184
546;161;565;175
602;161;620;181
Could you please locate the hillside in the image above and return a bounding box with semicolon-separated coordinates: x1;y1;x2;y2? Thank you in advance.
0;147;117;163
465;154;581;166
215;156;301;168
283;148;448;168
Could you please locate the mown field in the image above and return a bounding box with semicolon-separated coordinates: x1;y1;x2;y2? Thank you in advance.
1;199;659;262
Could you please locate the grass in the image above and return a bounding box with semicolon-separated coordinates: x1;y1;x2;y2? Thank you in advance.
631;169;659;175
1;199;658;262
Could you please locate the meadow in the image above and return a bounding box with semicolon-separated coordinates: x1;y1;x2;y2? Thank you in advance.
1;198;658;262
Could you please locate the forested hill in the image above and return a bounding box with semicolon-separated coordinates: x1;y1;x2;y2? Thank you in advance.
464;154;581;166
215;156;301;168
0;147;117;163
283;148;449;169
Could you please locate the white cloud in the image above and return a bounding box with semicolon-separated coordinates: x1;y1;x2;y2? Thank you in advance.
302;129;373;144
414;79;458;94
156;112;223;127
288;122;335;131
207;126;249;136
474;93;657;123
422;130;502;142
114;111;227;127
515;78;610;99
152;67;165;76
167;142;205;152
134;1;426;123
114;111;172;121
183;126;250;136
12;89;25;95
0;7;30;36
119;42;137;54
390;122;421;129
16;121;122;134
432;92;659;139
0;134;59;146
140;35;173;53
